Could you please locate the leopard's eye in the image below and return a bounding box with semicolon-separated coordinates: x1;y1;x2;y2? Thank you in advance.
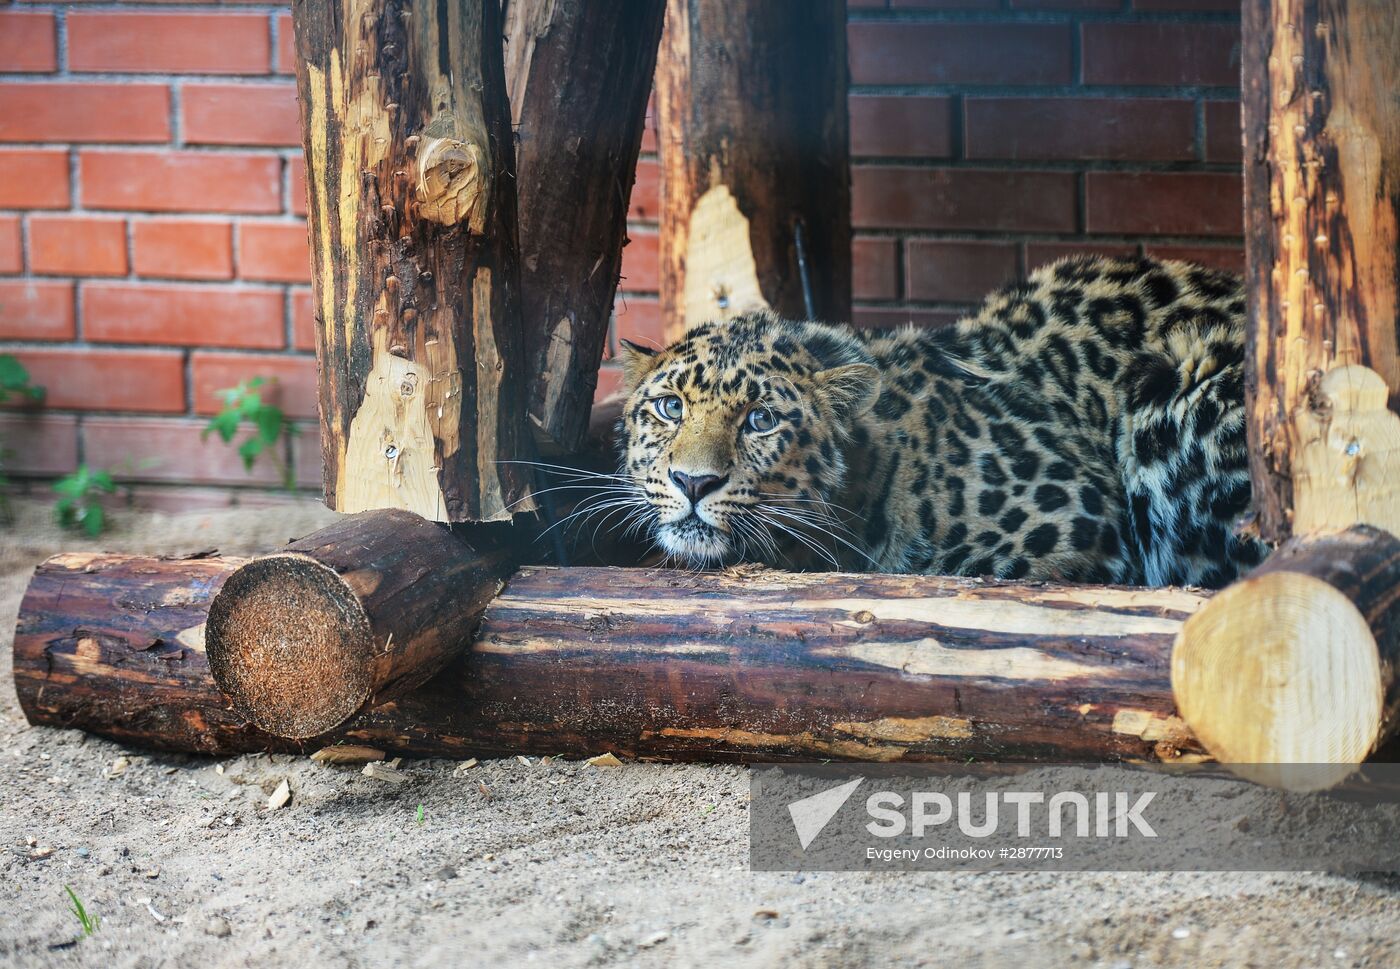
745;405;778;434
653;395;684;422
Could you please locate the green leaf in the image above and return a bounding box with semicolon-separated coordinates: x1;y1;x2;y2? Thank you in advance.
255;405;285;444
238;436;263;471
0;354;29;389
53;471;86;497
204;410;240;444
90;470;116;493
80;505;105;537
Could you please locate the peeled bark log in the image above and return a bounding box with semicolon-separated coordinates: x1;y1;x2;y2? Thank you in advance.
205;509;514;739
505;0;665;453
657;0;851;340
1242;0;1400;542
12;551;282;754
293;0;534;522
1173;525;1400;791
17;565;1214;767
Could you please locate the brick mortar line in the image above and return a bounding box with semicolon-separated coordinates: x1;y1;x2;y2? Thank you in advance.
268;8;285;75
1;142;304;157
0;338;308;355
7;273;305;291
0;75;295;86
53;5;68;75
13;4;293;12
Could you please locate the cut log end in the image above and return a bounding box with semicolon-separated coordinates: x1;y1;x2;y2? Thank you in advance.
206;554;375;740
1173;526;1400;792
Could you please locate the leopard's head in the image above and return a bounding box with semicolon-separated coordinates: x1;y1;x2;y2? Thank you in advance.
616;312;880;568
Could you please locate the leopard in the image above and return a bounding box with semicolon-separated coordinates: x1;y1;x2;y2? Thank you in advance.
612;254;1270;588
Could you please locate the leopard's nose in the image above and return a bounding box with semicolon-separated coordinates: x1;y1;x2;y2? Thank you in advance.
669;469;728;504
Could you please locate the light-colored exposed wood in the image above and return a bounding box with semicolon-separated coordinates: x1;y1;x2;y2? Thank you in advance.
1173;525;1400;791
680;183;771;327
1243;0;1400;541
1291;364;1400;536
293;0;533;522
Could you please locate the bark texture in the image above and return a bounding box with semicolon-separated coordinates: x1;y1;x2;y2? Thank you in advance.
17;565;1212;765
1242;0;1400;542
505;0;665;453
205;509;515;739
293;0;534;522
657;0;851;340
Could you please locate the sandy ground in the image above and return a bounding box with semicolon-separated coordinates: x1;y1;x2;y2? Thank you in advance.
2;495;1398;969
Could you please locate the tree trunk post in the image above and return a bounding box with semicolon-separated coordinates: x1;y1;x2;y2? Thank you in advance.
293;0;535;522
1242;0;1400;542
1175;2;1400;784
657;0;852;340
505;0;666;453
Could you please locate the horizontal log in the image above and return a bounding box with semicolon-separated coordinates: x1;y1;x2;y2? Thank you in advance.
12;551;283;754
15;562;1212;765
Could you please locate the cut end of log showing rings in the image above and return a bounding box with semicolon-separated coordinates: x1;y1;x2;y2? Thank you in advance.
205;509;513;740
1173;525;1400;791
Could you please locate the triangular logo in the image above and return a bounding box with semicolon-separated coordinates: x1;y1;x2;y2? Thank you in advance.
787;777;864;850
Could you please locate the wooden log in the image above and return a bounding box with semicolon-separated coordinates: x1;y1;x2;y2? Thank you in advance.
504;0;665;453
16;565;1215;766
11;551;288;755
205;509;514;739
293;0;534;523
657;0;851;340
1173;525;1400;791
1242;0;1400;543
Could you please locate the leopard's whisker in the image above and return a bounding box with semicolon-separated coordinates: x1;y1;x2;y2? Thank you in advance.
755;511;841;570
760;506;879;569
537;494;647;541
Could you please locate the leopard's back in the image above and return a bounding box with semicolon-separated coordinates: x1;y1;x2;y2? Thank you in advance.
844;255;1267;587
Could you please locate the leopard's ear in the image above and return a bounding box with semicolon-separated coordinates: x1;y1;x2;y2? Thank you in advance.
814;363;881;419
619;339;662;392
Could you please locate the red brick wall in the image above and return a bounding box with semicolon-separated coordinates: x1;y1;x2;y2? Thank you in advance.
0;0;1242;498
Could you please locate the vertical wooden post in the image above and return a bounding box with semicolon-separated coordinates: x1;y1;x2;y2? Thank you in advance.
1175;1;1400;783
293;0;534;522
657;0;852;340
1243;0;1400;542
505;0;665;454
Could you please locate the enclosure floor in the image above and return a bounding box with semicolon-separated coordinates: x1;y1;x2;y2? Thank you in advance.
1;496;1397;969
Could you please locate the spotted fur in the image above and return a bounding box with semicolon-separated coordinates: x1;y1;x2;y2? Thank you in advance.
616;255;1269;587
